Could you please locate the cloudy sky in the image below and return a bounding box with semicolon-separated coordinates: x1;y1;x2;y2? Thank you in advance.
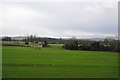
0;0;118;38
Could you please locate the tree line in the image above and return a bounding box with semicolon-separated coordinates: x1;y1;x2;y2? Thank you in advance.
63;39;120;52
2;36;120;52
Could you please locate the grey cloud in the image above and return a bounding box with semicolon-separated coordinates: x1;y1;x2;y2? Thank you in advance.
2;2;118;38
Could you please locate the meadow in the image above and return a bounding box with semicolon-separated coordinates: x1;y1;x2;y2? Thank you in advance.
2;44;118;78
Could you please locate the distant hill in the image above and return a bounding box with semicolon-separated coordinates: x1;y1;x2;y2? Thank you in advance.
105;36;119;40
0;36;26;41
1;35;119;42
84;38;105;41
12;36;26;40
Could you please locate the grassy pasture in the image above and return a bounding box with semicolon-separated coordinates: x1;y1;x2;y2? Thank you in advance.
2;44;118;78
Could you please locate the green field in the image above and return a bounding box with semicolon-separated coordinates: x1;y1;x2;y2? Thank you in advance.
2;44;118;78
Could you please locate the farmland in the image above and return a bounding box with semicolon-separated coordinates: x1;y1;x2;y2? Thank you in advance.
2;44;118;78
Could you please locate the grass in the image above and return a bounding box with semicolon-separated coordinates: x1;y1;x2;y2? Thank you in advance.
2;44;118;78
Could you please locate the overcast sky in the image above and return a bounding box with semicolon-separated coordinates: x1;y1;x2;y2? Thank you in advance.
0;0;118;38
